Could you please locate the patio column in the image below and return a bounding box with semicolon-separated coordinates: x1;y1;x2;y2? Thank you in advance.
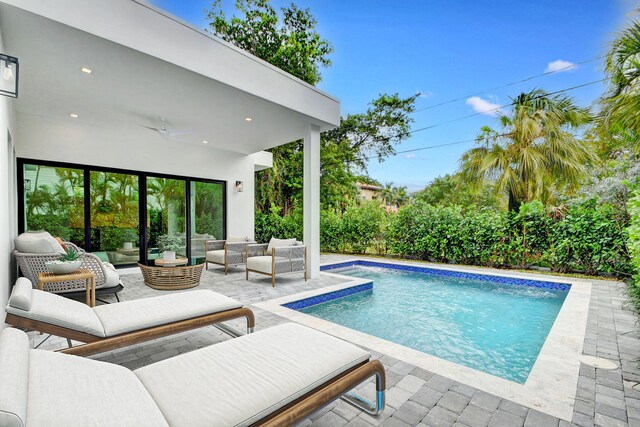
304;124;321;279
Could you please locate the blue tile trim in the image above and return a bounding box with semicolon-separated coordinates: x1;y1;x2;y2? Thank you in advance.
321;260;571;291
282;282;373;310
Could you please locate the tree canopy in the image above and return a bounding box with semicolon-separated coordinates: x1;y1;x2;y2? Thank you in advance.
207;0;332;85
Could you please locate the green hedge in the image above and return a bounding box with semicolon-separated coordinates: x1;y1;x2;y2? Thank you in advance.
255;199;632;278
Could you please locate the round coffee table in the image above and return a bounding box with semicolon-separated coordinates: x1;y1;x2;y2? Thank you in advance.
138;261;204;290
154;257;188;267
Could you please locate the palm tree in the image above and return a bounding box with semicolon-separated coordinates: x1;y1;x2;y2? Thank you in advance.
599;19;640;151
460;89;594;211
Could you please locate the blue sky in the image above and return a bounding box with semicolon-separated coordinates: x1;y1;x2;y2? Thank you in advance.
151;0;635;192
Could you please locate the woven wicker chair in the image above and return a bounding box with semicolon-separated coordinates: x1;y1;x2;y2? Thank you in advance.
205;239;253;274
14;242;123;301
246;243;307;287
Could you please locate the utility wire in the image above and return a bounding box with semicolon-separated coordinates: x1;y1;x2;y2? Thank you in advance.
415;55;605;113
405;78;605;137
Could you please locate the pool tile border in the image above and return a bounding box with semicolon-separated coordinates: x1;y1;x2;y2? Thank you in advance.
321;260;571;291
282;282;373;310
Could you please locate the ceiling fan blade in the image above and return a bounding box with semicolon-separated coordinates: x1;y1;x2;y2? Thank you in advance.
139;124;160;132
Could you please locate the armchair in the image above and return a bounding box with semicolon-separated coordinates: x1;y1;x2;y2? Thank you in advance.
205;238;253;274
14;234;123;301
246;240;307;287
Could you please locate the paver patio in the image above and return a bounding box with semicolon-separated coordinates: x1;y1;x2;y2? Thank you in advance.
27;254;640;427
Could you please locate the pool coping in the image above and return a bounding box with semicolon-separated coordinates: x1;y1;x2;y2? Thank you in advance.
254;257;592;421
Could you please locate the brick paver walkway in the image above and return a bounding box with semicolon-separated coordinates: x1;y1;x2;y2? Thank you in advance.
29;255;640;427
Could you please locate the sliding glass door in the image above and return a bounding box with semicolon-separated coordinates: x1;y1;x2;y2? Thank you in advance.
146;177;186;262
18;159;226;267
89;171;140;266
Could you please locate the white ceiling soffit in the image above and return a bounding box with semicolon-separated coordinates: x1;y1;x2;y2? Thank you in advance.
0;0;340;154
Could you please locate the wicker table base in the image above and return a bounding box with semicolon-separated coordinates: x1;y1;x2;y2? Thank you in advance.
138;263;204;290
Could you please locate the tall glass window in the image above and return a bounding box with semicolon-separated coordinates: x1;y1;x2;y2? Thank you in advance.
190;180;224;263
23;164;84;247
146;177;186;261
89;171;140;265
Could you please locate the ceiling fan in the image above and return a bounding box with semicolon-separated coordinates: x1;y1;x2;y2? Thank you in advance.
139;118;192;137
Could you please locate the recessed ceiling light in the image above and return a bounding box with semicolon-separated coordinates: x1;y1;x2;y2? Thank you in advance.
245;117;252;122
81;67;92;74
202;140;208;144
69;113;78;118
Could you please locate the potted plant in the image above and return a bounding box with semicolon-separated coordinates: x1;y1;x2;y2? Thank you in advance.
46;246;84;274
158;234;183;261
121;229;137;250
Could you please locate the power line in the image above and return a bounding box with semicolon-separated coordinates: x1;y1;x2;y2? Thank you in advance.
415;55;605;113
405;78;605;137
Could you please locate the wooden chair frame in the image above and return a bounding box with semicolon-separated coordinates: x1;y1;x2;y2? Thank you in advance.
5;306;255;357
254;359;386;426
246;244;307;287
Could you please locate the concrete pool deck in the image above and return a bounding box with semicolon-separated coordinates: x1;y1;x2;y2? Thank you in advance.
28;254;640;427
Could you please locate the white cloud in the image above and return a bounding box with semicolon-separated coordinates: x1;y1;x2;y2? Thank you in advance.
405;153;416;159
466;96;502;116
545;59;577;73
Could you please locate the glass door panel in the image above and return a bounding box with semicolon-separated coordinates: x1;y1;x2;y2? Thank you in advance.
146;177;186;261
89;171;140;265
190;181;224;263
23;164;85;247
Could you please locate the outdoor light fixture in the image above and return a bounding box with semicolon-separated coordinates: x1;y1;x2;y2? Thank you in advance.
202;140;208;144
244;117;252;122
235;181;243;192
0;54;19;98
81;67;92;74
69;113;78;118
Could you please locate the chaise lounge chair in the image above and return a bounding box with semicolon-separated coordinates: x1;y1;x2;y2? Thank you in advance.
0;323;385;426
4;278;255;356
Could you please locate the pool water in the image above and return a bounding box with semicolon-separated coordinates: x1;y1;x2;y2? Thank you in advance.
300;266;569;383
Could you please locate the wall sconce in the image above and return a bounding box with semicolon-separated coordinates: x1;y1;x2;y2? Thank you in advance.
235;181;243;192
0;54;19;98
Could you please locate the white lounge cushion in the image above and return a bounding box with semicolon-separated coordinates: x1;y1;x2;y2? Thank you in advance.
5;289;105;337
134;323;370;427
266;237;296;252
247;255;289;274
93;290;243;336
14;232;65;255
102;263;121;288
206;249;225;264
227;235;249;242
26;349;168;427
0;329;29;427
8;278;33;311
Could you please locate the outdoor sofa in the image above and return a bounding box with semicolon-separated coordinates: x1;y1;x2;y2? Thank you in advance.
4;278;254;356
0;323;385;426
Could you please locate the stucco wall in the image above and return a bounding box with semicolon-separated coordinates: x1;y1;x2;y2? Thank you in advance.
0;26;17;329
14;113;256;242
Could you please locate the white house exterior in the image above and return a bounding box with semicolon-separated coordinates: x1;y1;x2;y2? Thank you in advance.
0;0;340;327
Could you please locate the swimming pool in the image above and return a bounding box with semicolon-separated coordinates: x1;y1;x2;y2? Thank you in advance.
286;262;570;383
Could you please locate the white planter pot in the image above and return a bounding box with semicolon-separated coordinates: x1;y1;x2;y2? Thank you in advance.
45;260;83;275
163;250;176;261
123;241;133;250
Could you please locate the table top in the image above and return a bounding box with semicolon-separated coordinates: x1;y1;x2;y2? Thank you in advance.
154;257;189;267
38;268;94;280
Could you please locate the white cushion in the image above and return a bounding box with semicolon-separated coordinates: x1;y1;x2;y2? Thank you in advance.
102;263;121;288
14;232;65;255
266;237;296;252
247;255;289;274
0;329;29;427
227;235;249;242
8;278;33;311
5;289;105;337
134;323;370;427
93;290;243;337
206;249;225;264
26;349;168;427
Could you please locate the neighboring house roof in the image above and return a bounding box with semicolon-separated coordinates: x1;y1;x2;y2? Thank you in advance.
356;182;383;191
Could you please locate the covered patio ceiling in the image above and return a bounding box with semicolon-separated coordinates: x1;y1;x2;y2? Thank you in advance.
0;0;340;155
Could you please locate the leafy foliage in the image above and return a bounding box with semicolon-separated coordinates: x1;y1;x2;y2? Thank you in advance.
207;0;332;85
